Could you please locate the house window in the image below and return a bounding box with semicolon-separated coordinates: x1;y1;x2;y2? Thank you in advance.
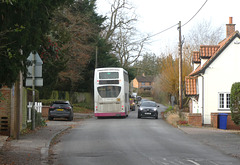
226;93;230;108
219;93;224;108
218;93;230;110
142;82;145;86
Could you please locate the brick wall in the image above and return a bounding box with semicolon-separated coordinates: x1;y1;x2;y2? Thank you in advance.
42;106;49;117
211;113;240;130
188;113;202;127
0;86;11;136
227;114;240;130
132;78;138;89
211;113;219;128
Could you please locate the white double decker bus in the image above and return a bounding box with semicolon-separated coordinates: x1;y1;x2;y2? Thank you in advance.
94;67;130;118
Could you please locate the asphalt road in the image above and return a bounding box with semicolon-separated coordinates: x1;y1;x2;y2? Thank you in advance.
51;108;240;165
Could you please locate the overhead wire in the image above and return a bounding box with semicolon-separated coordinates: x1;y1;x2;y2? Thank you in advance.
132;23;178;44
182;0;208;28
133;0;208;44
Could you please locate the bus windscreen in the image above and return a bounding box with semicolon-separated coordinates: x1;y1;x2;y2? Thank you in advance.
97;86;121;98
99;72;119;79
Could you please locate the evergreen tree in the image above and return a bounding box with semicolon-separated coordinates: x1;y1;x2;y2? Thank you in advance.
52;0;120;92
0;0;73;87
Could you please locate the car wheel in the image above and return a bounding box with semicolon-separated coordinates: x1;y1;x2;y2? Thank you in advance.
155;115;158;119
138;114;141;118
68;116;73;121
48;116;53;121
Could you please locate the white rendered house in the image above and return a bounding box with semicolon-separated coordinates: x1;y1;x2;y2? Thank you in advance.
185;17;240;125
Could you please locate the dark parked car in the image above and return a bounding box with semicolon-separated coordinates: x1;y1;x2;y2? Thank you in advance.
138;101;159;119
48;101;74;121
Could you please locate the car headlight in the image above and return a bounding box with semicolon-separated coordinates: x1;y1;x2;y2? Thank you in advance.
139;107;143;111
153;108;157;111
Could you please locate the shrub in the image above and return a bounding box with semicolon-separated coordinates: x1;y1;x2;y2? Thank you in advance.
50;90;59;100
230;82;240;125
39;99;56;106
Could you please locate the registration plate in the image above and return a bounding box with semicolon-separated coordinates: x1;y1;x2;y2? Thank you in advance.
57;109;63;111
145;113;151;115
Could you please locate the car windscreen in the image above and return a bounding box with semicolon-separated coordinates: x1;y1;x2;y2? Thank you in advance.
141;102;156;107
97;86;121;98
52;103;69;108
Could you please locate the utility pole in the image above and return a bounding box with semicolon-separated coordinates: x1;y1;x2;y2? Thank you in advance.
14;80;20;139
31;52;35;130
178;21;183;109
26;51;43;130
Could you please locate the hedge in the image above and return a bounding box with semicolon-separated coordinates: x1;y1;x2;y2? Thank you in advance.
230;82;240;125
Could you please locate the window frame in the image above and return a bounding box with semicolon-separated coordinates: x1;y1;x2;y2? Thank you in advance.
218;92;230;111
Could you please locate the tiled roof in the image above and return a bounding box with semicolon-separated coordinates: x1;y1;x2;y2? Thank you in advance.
136;75;154;83
185;76;198;96
190;31;240;76
218;31;236;47
186;31;240;96
200;45;220;58
192;51;200;63
189;64;201;76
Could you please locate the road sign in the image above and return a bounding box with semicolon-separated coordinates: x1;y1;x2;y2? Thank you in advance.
27;52;43;78
25;78;43;86
26;52;43;87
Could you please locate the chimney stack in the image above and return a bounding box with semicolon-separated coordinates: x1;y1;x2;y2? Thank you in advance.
226;17;235;38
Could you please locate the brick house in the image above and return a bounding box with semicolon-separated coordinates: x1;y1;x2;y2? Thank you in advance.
185;17;240;129
131;74;154;92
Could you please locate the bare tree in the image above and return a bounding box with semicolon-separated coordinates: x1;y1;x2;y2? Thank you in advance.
102;0;136;40
114;26;146;67
102;0;147;67
186;19;224;50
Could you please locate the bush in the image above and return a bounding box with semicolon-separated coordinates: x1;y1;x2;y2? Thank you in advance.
230;82;240;125
73;103;93;113
50;91;59;100
39;99;56;106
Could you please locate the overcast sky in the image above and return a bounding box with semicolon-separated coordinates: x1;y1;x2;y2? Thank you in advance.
96;0;240;55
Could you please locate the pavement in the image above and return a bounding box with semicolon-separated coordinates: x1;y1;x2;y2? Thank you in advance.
0;113;240;164
0;113;94;165
179;126;240;159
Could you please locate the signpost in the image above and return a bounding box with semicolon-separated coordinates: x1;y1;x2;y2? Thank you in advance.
26;52;43;130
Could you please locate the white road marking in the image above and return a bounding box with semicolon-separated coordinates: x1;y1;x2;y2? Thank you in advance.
187;159;200;165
